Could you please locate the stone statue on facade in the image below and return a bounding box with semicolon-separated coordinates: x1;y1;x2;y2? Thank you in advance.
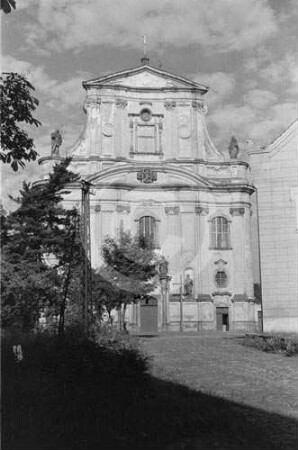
228;136;240;160
159;259;169;277
184;274;193;296
51;129;62;156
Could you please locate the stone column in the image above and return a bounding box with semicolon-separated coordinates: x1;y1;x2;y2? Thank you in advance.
230;207;246;294
195;205;209;294
164;100;176;159
83;91;101;156
160;275;171;331
115;98;127;158
244;207;254;297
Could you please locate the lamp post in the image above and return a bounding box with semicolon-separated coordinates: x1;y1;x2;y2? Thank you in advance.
173;276;184;333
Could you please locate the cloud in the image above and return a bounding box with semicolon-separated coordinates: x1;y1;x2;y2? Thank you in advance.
259;53;298;95
244;89;277;109
1;55;56;91
244;45;273;73
209;99;297;150
1;55;85;105
20;0;277;54
260;54;295;83
192;72;235;106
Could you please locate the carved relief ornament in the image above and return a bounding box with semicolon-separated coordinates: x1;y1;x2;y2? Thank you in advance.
195;206;209;215
116;204;131;213
165;206;180;215
137;169;157;184
164;100;176;110
229;207;245;216
214;259;227;271
84;94;101;110
115;98;128;109
192;100;208;114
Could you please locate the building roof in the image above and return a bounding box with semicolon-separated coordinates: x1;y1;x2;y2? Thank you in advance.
249;118;298;156
83;63;209;94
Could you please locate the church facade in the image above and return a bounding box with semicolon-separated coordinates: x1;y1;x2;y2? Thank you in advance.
42;60;260;333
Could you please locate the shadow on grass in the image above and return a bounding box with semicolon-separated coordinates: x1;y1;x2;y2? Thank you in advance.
2;333;297;450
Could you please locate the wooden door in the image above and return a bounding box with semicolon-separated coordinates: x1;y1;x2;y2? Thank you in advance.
216;307;229;331
140;296;158;335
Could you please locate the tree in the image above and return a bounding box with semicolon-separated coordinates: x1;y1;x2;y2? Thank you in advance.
0;72;41;171
1;250;61;331
97;230;160;332
1;158;82;332
0;0;16;14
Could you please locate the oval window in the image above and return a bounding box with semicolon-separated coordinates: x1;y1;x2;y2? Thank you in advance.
140;108;151;122
215;271;228;288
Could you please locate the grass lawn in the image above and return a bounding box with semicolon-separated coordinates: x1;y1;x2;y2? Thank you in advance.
2;332;298;450
141;332;298;449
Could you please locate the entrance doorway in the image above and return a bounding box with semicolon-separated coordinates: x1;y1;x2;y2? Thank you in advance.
140;296;158;335
216;307;229;331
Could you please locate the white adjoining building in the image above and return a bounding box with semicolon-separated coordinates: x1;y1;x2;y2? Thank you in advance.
41;59;260;333
250;120;298;333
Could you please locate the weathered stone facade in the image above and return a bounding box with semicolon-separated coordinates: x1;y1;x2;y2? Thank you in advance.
250;120;298;333
40;62;259;333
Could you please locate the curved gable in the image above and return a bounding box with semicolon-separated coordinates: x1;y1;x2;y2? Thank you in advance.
85;163;212;188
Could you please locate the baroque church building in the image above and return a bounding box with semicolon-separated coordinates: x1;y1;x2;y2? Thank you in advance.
41;58;260;333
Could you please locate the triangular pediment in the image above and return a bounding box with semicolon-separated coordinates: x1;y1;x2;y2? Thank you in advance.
83;65;209;93
109;72;178;88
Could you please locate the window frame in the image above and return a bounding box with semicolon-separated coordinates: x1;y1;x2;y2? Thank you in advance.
138;215;158;249
209;216;232;250
215;270;228;288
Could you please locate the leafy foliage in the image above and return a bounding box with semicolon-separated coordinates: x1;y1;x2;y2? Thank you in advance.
94;230;160;330
1;159;82;331
0;0;16;14
241;334;298;357
0;72;41;171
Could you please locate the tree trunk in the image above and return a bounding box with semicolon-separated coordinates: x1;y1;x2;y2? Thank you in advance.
119;303;129;334
58;226;76;335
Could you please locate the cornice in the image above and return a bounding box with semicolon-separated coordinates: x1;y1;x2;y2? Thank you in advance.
38;155;250;169
85;84;207;94
70;182;255;194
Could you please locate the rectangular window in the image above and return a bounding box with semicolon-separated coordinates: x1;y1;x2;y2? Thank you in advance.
137;125;156;153
139;216;157;248
211;217;230;249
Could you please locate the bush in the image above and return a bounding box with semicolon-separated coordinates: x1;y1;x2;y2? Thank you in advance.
241;334;298;356
2;329;151;450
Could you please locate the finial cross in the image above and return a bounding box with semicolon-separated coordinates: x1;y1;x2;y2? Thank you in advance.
143;35;147;57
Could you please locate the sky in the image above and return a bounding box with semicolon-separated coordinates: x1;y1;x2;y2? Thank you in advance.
1;0;297;211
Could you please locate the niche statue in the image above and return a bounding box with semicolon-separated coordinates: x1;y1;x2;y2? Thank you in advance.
159;259;168;277
51;129;62;156
184;274;193;297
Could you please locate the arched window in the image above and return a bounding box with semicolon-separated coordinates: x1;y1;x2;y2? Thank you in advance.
139;216;157;248
210;217;230;249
